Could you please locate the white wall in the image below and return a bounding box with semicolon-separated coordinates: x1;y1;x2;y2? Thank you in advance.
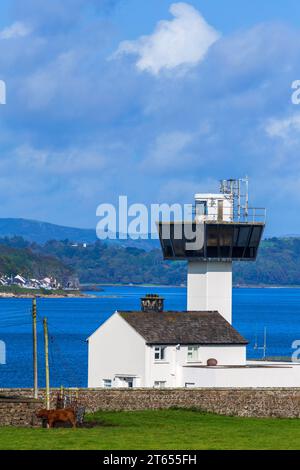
144;344;246;388
182;362;300;388
183;345;246;366
194;193;233;222
88;313;146;388
187;261;232;324
145;345;176;388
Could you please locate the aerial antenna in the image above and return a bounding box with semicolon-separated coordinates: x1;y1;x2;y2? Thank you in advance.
254;327;267;360
220;176;249;222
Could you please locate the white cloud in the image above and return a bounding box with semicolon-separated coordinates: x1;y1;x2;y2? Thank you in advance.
265;114;300;140
13;144;107;174
114;2;220;76
0;21;32;40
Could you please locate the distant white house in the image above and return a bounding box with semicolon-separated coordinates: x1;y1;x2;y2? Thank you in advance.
0;273;65;290
88;296;248;389
13;275;26;286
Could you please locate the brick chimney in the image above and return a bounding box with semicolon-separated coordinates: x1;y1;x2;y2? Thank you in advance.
141;294;164;313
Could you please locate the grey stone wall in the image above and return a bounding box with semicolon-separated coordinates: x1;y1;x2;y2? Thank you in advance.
1;388;300;423
0;396;43;427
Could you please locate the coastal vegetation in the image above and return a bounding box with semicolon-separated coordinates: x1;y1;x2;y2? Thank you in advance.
0;241;74;282
40;240;184;285
234;237;300;286
0;285;80;297
0;409;300;450
38;236;300;287
0;235;300;287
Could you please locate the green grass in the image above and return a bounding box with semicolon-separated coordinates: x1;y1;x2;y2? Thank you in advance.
0;409;300;450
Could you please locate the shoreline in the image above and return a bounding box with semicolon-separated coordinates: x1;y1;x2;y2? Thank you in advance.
83;283;300;289
0;285;299;298
0;292;94;299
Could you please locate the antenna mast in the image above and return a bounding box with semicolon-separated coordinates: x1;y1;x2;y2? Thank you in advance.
254;327;267;360
220;176;249;222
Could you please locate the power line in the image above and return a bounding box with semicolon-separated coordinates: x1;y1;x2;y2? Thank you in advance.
0;321;35;329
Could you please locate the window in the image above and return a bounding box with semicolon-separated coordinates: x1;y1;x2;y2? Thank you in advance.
187;346;199;362
185;383;196;388
116;376;135;388
154;346;165;361
217;200;224;221
127;379;133;388
196;201;207;216
103;379;112;388
154;381;166;389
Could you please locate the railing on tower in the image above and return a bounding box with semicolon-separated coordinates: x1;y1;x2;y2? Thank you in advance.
193;206;267;224
193;177;266;224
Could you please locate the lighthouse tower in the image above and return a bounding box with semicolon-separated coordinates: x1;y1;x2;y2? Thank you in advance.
157;178;266;324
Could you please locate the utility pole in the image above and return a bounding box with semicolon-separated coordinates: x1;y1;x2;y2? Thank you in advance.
32;298;38;399
43;318;50;410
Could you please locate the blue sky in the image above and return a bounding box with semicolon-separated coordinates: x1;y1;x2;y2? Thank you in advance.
0;1;300;235
113;0;300;37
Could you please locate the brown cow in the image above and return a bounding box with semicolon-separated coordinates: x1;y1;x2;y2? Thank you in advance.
37;408;77;428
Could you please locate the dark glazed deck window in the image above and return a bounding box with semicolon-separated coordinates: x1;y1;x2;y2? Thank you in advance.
206;225;219;258
158;222;264;261
219;225;233;258
249;226;262;247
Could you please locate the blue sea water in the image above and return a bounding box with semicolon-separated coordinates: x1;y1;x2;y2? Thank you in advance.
0;286;300;388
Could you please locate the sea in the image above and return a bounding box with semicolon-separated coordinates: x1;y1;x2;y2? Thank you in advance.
0;286;300;388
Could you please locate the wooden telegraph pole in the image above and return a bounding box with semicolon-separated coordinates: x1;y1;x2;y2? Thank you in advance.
32;298;38;399
43;317;50;410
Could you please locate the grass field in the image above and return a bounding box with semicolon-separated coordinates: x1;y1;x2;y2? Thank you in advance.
0;409;300;450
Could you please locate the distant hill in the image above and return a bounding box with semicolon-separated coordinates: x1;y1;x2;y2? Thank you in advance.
38;240;185;285
0;218;158;250
234;237;300;286
0;218;97;244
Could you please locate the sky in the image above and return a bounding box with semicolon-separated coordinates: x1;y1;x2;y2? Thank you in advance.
0;1;300;235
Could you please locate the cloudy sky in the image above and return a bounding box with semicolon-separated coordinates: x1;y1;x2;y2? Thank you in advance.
0;0;300;235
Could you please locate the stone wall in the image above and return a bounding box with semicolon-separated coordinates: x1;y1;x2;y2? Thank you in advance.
0;396;43;427
1;388;300;422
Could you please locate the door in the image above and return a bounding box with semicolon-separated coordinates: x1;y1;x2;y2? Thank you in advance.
217;200;223;221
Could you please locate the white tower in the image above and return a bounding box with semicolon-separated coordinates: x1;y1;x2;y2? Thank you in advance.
158;178;265;325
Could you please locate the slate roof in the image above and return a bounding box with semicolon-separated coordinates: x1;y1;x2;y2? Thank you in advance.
118;310;248;345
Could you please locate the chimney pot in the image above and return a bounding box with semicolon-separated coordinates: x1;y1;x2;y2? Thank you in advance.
141;294;164;312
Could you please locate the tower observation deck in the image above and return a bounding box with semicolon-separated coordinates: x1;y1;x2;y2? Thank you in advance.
158;177;265;262
157;177;266;324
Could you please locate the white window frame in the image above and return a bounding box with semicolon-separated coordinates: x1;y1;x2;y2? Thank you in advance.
115;376;137;388
103;379;112;388
187;345;199;362
185;383;196;388
154;346;166;361
196;201;207;216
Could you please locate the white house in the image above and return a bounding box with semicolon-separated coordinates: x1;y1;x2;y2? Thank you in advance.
88;295;300;389
88;296;248;389
13;275;26;286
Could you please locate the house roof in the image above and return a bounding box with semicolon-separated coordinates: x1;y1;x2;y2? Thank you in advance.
118;310;248;345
